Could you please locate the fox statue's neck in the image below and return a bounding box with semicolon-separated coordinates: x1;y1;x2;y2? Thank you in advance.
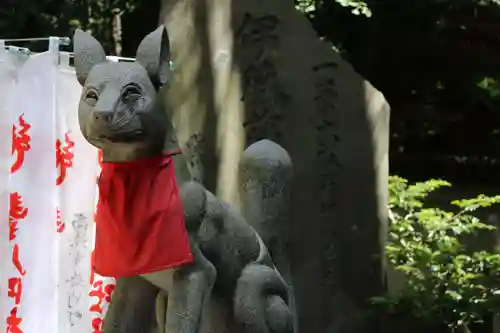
101;126;192;185
170;153;191;185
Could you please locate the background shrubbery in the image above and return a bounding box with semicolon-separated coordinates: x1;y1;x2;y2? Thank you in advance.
373;176;500;333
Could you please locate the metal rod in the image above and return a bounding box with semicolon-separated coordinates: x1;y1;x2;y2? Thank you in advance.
57;51;136;62
107;55;136;62
2;37;71;46
4;45;30;54
23;50;174;67
59;52;174;67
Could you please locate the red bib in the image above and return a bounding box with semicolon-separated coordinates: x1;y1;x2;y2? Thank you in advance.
93;152;193;277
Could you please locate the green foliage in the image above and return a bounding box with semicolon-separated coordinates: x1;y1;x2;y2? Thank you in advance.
295;0;371;18
477;77;500;100
0;0;141;54
335;0;371;17
374;176;500;330
295;0;319;15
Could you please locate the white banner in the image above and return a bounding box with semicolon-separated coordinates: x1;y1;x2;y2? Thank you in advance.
0;40;115;333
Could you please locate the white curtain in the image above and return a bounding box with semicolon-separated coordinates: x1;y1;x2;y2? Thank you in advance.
0;39;116;333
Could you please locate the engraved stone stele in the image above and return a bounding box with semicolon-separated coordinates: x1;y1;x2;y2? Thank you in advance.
160;0;390;333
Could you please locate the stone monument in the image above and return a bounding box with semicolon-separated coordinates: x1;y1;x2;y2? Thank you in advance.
160;0;390;332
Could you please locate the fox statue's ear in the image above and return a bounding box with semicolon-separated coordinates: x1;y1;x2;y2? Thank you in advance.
135;25;171;88
73;29;107;86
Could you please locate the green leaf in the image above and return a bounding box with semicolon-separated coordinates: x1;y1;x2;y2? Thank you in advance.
379;176;500;328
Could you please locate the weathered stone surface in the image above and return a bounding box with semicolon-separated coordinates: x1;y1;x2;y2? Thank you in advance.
160;1;390;332
102;276;158;333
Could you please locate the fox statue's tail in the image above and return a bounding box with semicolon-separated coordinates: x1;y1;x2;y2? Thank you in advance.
238;139;297;332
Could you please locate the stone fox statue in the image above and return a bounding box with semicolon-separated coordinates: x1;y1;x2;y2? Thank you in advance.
73;25;296;333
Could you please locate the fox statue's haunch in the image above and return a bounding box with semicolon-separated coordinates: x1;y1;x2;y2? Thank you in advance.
73;25;297;333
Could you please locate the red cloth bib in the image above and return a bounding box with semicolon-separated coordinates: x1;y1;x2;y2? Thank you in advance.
93;152;193;277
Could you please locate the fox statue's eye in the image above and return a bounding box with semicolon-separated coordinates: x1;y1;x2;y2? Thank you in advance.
85;89;99;102
121;85;141;103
